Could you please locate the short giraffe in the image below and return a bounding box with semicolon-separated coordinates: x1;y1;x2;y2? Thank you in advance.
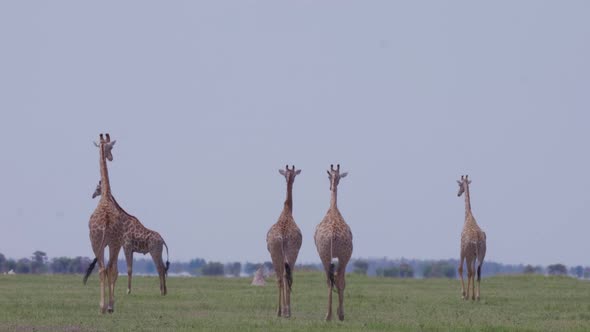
89;181;170;295
457;174;487;301
314;164;353;321
266;165;302;318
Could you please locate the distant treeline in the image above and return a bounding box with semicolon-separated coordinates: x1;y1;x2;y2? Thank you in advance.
347;258;582;279
1;251;586;279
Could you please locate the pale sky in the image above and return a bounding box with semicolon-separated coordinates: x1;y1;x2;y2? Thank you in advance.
1;1;589;266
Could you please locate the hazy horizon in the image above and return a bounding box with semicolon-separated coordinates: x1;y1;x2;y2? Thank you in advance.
1;2;589;267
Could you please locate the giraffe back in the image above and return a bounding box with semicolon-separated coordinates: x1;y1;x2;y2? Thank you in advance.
315;208;353;263
106;195;166;255
266;209;302;262
89;197;126;249
461;213;486;257
123;215;165;254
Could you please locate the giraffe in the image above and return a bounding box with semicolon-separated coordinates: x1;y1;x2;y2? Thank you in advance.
314;164;353;321
457;174;487;301
89;180;170;295
87;133;123;314
266;165;302;318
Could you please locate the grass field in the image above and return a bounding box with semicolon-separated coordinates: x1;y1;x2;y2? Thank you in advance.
1;272;590;331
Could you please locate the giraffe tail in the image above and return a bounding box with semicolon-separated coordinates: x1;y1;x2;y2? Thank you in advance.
329;261;336;289
280;238;292;291
478;232;486;282
83;257;98;285
163;241;170;275
328;234;337;290
284;263;293;291
475;240;481;282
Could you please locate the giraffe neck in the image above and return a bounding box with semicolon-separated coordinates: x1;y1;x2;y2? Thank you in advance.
464;184;472;219
330;187;338;209
284;181;294;212
99;145;111;197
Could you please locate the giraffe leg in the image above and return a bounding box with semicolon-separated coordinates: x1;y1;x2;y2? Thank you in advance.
477;238;486;301
471;260;476;301
157;262;167;296
276;277;283;317
92;237;107;314
107;246;120;313
98;262;107;314
476;263;482;301
465;262;473;300
325;269;333;321
151;250;167;296
125;248;133;295
161;261;168;296
336;265;346;321
105;262;114;313
458;256;466;300
282;272;291;318
108;262;119;313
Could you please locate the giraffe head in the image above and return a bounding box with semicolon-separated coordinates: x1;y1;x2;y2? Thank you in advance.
93;133;116;161
457;174;471;197
327;164;348;191
279;165;301;184
92;181;102;199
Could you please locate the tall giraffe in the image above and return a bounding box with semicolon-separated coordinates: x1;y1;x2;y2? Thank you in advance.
87;133;123;314
89;181;170;295
315;164;353;321
457;174;487;301
266;165;302;318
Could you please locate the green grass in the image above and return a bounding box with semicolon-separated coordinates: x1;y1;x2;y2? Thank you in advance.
1;273;589;331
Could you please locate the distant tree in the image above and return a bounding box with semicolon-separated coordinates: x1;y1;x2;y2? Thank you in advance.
226;262;242;277
244;262;260;275
353;260;369;275
189;258;206;274
423;261;456;278
570;265;584;278
70;257;91;274
0;253;6;273
263;261;274;272
547;264;567;276
6;259;16;272
202;262;224;276
144;259;157;274
31;251;48;274
399;263;414;278
584;267;590;279
50;257;71;274
523;264;536;274
128;258;158;275
377;266;400;278
15;258;31;274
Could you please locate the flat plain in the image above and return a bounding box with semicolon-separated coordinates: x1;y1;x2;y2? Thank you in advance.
1;272;589;331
